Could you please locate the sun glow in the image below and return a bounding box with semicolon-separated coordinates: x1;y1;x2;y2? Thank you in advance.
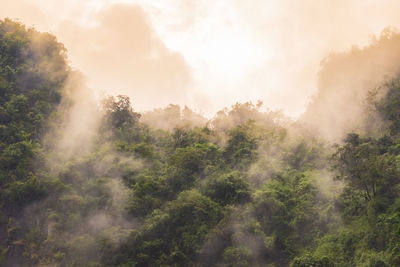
3;0;400;117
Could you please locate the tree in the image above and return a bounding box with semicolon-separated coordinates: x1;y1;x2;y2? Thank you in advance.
103;95;141;129
252;170;318;258
333;133;400;203
224;122;258;169
204;171;250;206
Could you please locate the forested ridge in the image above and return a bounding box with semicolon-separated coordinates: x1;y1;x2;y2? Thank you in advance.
1;19;400;267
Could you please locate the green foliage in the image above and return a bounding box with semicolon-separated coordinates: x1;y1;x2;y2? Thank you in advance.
376;80;400;136
224;122;258;169
6;175;46;205
204;171;250;206
291;253;333;267
334;133;400;221
222;246;253;267
253;170;319;258
166;142;222;193
0;18;68;216
3;19;400;267
103;95;141;129
126;175;166;217
108;190;223;266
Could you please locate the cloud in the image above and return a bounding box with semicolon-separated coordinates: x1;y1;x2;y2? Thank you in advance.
3;0;400;117
230;0;400;116
0;0;49;29
56;3;192;110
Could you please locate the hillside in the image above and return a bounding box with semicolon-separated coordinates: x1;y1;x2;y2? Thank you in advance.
1;19;400;267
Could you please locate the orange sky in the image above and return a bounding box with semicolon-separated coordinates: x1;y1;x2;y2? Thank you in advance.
2;0;400;117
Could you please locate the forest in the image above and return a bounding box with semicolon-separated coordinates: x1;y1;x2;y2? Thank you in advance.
1;18;400;266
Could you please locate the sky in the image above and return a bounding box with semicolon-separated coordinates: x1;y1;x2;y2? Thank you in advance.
2;0;400;117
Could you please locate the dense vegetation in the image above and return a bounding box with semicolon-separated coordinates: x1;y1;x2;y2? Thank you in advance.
1;19;400;267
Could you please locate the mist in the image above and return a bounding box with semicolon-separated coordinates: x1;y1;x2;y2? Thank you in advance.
3;0;400;117
2;1;400;266
302;29;400;142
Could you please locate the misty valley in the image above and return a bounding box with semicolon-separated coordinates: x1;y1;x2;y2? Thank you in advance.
2;18;400;267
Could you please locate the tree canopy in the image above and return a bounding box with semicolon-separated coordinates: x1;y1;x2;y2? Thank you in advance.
1;19;400;267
